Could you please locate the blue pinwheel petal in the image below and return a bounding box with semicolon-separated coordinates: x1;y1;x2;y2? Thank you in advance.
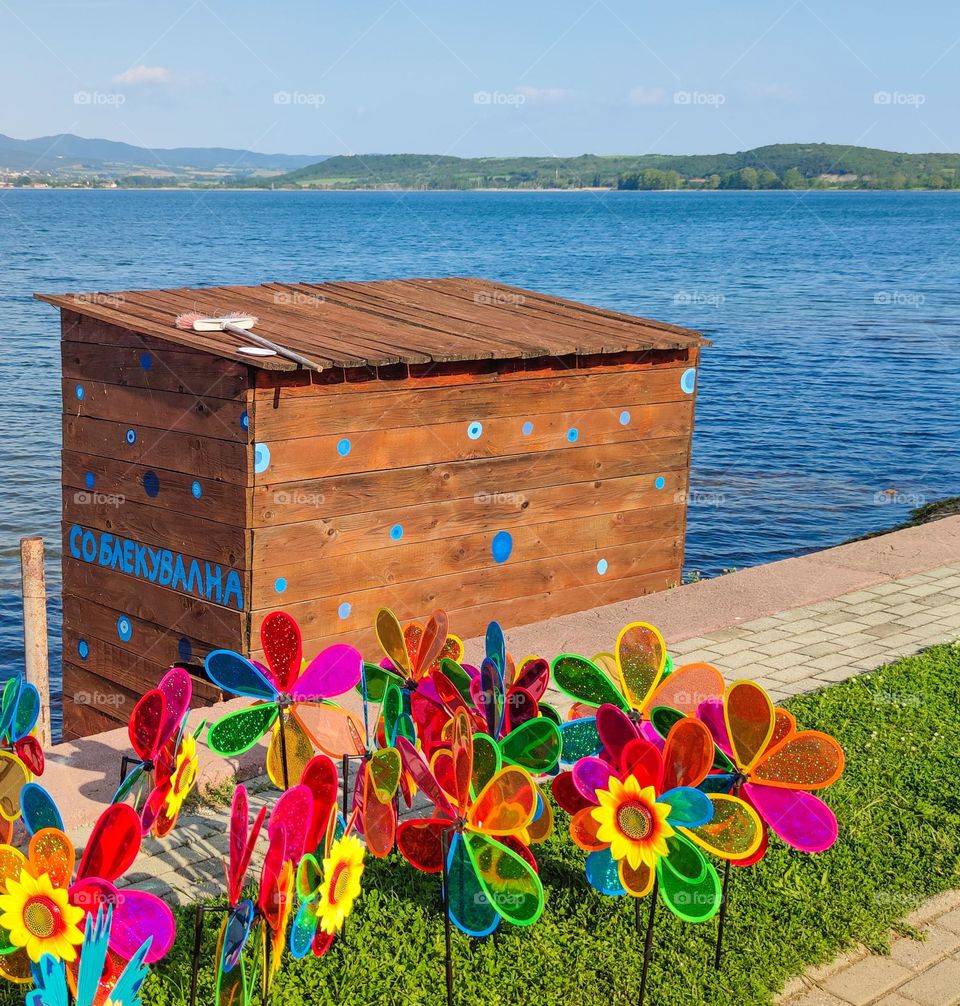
661;786;714;828
205;650;277;699
586;848;626;896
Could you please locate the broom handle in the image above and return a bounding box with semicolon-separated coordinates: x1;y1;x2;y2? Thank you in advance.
222;322;323;372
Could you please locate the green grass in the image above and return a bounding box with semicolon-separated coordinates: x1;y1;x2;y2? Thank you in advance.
18;644;960;1004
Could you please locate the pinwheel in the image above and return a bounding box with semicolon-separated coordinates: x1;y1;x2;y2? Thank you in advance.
396;710;544;939
0;672;44;779
552;622;725;763
0;802;174;993
205;611;364;789
19;783;64;837
27;907;151;1006
113;667;192;809
140;715;205;838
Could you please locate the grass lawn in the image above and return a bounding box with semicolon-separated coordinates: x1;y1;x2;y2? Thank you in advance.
14;643;960;1005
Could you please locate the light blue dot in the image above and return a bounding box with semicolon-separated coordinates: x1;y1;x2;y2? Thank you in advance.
84;472;95;490
597;558;609;576
177;638;192;662
467;421;483;440
681;368;697;394
619;410;631;426
240;411;249;431
117;616;132;642
337;438;351;457
275;577;288;594
77;639;89;660
139;353;153;371
254;443;271;474
491;530;513;564
390;524;404;541
338;602;352;620
191;480;203;499
521;421;534;436
75;384;85;401
126;429;137;445
567;428;579;443
655;476;666;490
143;471;160;497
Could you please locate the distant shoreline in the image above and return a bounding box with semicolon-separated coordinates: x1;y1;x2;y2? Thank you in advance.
4;185;958;193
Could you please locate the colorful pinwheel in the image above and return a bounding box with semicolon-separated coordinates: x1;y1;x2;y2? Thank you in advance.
697;679;845;859
27;907;151;1006
0;802;174;991
554;715;763;922
205;612;364;789
396;710;544;937
0;673;44;778
552;622;725;762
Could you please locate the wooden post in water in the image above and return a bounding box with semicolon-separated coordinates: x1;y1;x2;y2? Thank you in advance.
19;536;51;747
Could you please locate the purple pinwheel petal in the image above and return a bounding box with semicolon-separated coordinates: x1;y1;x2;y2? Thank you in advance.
572;757;615;803
744;782;838;854
698;698;734;759
111;890;176;962
294;644;363;701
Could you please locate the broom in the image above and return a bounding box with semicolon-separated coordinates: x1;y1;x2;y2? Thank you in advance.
174;312;323;372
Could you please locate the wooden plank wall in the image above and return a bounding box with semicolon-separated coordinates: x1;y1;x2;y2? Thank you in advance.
249;348;699;660
59;310;251;737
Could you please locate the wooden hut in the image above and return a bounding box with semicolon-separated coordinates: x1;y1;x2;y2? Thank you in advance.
38;278;708;738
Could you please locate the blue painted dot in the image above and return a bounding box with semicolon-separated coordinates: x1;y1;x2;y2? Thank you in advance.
275;577;288;594
567;428;579;443
337;438;351;457
139;353;153;371
126;429;137;445
619;410;631;426
143;471;160;497
491;530;513;564
338;602;352;620
117;616;132;642
521;421;534;436
467;421;483;440
77;639;89;660
191;480;203;499
254;443;271;474
75;384;85;401
681;367;697;394
655;476;666;490
240;411;249;431
597;558;609;576
177;638;192;662
84;472;95;490
390;524;404;541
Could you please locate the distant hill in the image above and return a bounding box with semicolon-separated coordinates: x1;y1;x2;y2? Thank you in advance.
271;145;960;191
0;133;327;178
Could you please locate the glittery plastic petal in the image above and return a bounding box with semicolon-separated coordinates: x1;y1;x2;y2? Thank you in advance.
661;717;714;790
28;827;74;889
615;622;666;712
744;782;839;853
209;703;279;756
552;654;627;709
753;731;845;790
260;612;302;692
266;714;315;790
559;717;602;763
724;680;775;772
684;794;763;860
467;767;537;836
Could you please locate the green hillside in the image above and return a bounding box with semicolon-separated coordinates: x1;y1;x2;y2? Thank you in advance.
269;144;960;191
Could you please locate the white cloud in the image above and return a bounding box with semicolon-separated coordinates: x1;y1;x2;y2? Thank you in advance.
517;86;571;104
626;86;667;107
113;66;172;86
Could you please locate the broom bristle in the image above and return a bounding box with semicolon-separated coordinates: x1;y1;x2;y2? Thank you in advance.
175;311;258;331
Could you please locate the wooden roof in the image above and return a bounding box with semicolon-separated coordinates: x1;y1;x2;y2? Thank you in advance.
37;277;708;372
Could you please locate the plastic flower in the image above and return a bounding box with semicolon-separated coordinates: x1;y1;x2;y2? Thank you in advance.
317;834;364;935
592;775;674;874
0;865;84;963
163;732;198;819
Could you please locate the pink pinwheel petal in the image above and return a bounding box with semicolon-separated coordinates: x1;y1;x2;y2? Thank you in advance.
697;698;734;759
596;704;640;763
417;678;443;705
572;757;615;803
156;668;192;746
743;782;838;853
112;890;176;962
294;644;363;701
639;720;665;751
268;784;314;864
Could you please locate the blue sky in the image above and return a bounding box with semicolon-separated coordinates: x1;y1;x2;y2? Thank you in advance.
2;0;957;156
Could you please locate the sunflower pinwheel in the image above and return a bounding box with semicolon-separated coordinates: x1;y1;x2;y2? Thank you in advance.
396;710;544;937
27;907;151;1006
0;802;174;990
205;611;364;789
554;715;763;922
697;679;845;858
139;714;204;838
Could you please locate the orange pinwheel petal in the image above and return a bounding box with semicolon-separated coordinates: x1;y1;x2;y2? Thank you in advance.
0;845;26;890
724;680;775;772
376;608;411;676
753;731;845;790
467;767;537;836
266;714;315;790
291;703;366;759
650;663;725;717
661;717;714;790
28;829;75;890
615;623;666;712
619;857;654;897
414;611;449;681
570;806;605;851
771;708;796;748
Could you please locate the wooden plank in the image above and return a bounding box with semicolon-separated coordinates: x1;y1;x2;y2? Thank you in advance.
64;379;247;442
252;468;687;564
63;494;249;570
61;663;130;736
255;401;693;484
253;439;688;526
63;415;250;483
254;367;692;440
252;506;685;606
62;340;248;399
250;535;680;638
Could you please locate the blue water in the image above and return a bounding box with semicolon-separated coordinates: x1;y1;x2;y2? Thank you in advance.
2;190;958;717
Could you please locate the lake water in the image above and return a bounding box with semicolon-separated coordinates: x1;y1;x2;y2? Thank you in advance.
2;189;958;722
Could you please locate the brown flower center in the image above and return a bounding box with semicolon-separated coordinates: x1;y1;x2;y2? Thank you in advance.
330;863;351;905
24;896;61;939
616;800;654;841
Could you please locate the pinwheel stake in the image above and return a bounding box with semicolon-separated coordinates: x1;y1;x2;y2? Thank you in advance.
440;826;455;1006
713;777;742;969
276;698;291;790
188;904;233;1006
637;877;659;1006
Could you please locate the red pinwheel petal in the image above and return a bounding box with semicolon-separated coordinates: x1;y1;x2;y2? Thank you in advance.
228;786;266;905
300;756;340;853
267;784;314;866
551;771;593;815
397;817;448;872
514;658;550;701
156;668;192;747
312;927;335;958
505;687;539;731
620;737;663;791
395;737;454;816
499;833;540;873
260;611;303;692
14;736;43;777
77;803;141;882
596;704;640;764
129;689;165;762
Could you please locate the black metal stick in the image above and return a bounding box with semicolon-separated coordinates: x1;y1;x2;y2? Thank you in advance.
118;755;136;784
341;753;350;821
714;857;733;969
638;877;659;1006
263;925;272;1006
188;904;204;1006
440;829;455;1006
277;707;290;791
